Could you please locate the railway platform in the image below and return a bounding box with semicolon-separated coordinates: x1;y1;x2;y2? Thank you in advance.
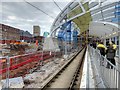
80;46;120;89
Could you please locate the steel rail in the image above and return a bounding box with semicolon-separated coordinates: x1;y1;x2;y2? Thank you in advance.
41;47;86;89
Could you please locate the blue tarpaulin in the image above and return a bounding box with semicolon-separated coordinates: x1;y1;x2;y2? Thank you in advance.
58;21;71;42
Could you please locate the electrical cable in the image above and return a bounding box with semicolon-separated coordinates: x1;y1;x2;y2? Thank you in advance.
53;0;62;11
24;0;55;19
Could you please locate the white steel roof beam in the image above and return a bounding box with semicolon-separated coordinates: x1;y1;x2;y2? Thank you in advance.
50;1;87;36
78;0;86;13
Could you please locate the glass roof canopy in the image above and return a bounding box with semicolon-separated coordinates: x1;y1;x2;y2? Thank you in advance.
50;0;120;39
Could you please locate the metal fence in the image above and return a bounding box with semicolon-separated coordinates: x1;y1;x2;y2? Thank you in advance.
89;46;120;89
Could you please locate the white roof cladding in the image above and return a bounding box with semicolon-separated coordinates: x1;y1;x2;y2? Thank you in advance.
89;21;120;39
50;0;120;38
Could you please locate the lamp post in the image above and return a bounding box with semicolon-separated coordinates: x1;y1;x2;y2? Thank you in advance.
64;17;67;56
6;56;10;88
4;29;7;44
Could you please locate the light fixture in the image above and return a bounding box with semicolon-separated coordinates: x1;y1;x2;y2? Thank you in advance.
103;22;106;26
109;34;111;36
113;32;117;35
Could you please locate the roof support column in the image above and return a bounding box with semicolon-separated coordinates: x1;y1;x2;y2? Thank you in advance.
104;39;106;46
118;32;120;89
119;32;120;59
53;30;56;37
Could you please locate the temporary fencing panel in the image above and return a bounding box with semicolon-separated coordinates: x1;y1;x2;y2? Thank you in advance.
0;51;59;79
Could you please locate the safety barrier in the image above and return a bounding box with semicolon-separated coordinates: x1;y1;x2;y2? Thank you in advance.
0;51;61;75
89;46;120;89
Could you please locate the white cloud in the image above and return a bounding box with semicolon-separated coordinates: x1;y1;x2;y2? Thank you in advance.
26;19;34;22
8;16;16;20
1;0;73;2
1;1;70;36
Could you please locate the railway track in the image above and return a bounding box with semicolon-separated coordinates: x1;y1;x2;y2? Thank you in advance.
41;47;86;89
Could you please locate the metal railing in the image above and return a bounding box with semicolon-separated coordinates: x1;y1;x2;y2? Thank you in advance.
89;46;120;89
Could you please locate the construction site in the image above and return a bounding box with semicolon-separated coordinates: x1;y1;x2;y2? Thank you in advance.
0;0;120;89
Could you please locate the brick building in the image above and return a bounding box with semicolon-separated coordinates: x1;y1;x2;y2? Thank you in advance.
20;30;33;43
0;24;34;44
0;24;20;44
33;26;40;37
33;36;44;44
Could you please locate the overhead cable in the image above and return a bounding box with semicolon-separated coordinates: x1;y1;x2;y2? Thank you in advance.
24;0;55;19
53;0;62;11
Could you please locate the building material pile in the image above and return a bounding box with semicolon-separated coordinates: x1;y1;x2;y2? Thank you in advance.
1;77;24;88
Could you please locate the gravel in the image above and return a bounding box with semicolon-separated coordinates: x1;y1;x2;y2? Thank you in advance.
24;52;75;88
24;57;66;88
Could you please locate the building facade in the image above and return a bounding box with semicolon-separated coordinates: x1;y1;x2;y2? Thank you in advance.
33;26;40;37
20;30;33;43
0;24;20;44
0;24;33;44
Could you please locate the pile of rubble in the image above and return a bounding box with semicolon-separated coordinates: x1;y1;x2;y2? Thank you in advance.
24;57;66;88
0;52;76;88
24;52;76;88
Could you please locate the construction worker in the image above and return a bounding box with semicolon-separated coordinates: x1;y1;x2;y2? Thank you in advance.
106;43;116;69
92;40;97;49
111;41;117;50
97;41;107;65
97;41;107;56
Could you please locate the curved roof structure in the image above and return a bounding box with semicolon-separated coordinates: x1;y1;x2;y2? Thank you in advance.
89;21;120;38
50;0;120;39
